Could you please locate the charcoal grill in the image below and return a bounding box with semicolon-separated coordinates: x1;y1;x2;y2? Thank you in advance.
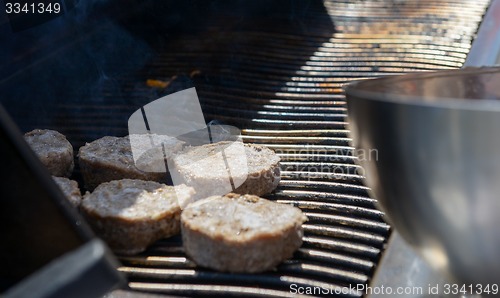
0;0;491;297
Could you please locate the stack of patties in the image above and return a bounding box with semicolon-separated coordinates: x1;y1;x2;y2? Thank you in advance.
24;129;82;207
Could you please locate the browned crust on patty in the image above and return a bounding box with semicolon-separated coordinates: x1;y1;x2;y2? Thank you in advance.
83;209;181;255
232;163;280;196
52;176;81;207
24;129;74;177
78;135;183;191
80;179;194;255
172;141;281;201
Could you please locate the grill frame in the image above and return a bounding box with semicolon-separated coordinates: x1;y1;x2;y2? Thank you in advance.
0;0;491;297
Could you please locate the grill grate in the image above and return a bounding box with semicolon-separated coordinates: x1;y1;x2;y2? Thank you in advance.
2;0;490;297
108;1;489;297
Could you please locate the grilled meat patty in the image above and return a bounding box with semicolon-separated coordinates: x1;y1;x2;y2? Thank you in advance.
171;141;281;203
181;193;306;273
81;179;195;255
78;135;183;191
24;129;74;177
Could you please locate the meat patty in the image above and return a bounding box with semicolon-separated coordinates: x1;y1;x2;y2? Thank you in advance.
170;141;280;204
52;176;81;207
181;193;307;273
78;135;184;191
24;129;74;177
81;179;195;255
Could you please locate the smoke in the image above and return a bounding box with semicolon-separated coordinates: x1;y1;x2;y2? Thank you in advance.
0;0;155;141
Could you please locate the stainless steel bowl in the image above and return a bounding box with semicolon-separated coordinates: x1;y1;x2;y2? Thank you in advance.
345;67;500;284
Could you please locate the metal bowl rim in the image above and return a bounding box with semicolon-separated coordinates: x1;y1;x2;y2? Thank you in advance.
344;66;500;112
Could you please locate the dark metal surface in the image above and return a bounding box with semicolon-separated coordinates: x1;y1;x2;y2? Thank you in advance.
0;104;91;290
4;239;124;298
0;104;123;296
367;232;452;298
0;0;490;297
465;0;500;66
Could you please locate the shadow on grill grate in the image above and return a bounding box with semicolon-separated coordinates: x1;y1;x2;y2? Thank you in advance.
0;0;490;297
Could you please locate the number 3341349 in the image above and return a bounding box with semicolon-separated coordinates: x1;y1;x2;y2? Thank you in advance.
5;2;61;14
